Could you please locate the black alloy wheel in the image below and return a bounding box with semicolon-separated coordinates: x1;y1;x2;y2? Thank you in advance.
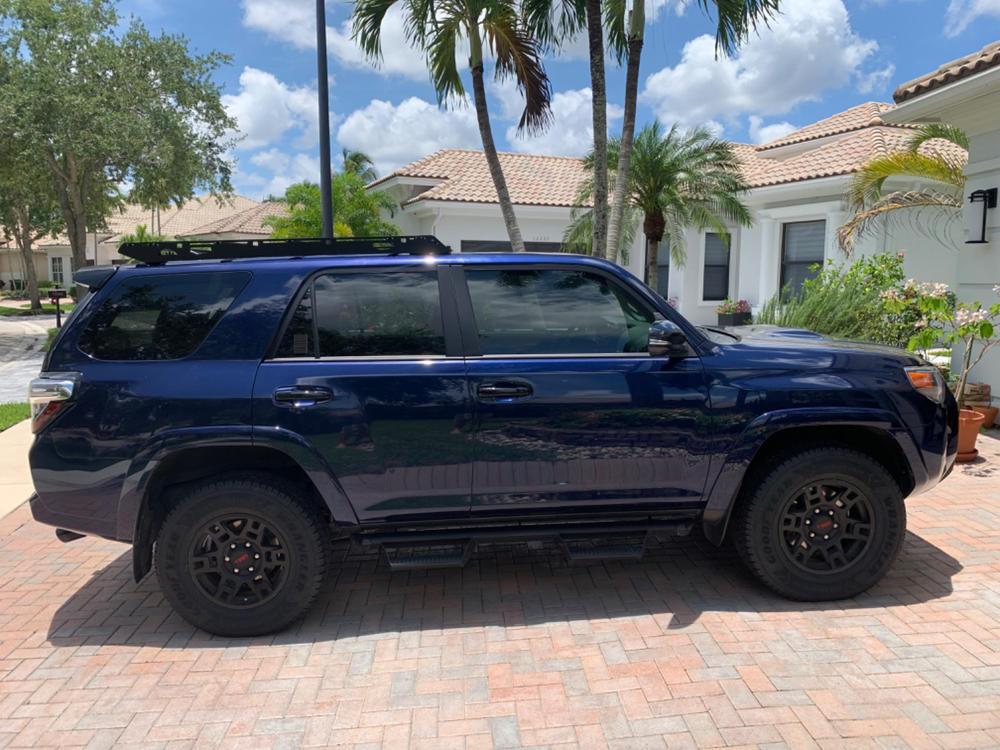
156;474;330;637
734;447;905;601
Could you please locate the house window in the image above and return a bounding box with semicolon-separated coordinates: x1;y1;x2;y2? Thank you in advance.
460;240;565;253
51;257;64;285
781;220;826;295
702;233;730;301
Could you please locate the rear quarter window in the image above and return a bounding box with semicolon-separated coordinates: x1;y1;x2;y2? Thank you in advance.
77;272;251;361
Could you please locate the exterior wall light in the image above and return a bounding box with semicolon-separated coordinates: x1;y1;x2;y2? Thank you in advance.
967;187;998;244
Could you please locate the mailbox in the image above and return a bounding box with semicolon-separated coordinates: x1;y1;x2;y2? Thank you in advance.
49;288;68;302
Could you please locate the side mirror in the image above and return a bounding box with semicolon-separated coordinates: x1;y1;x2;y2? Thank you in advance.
648;319;693;358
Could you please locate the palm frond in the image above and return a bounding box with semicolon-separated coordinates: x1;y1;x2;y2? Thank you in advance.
427;13;465;103
696;0;780;58
907;123;969;152
351;0;402;60
485;13;553;134
521;0;585;49
846;151;965;209
837;189;963;256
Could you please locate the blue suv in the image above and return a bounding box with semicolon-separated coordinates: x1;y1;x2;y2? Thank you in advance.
28;236;957;636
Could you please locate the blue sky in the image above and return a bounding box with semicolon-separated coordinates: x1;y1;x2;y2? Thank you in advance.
120;0;1000;200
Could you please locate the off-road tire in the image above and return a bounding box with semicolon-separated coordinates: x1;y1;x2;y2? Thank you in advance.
155;473;330;636
734;447;905;601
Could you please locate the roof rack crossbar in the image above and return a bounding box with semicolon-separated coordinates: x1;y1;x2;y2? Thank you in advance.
118;235;451;264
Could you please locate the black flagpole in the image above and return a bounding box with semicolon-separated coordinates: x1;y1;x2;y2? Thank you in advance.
316;0;333;239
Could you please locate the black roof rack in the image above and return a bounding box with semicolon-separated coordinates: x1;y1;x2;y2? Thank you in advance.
118;235;451;265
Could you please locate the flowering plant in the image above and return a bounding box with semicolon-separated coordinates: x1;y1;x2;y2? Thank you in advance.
716;298;751;315
884;282;1000;409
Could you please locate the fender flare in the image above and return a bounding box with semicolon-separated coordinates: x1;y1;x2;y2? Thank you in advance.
120;425;355;581
700;406;920;545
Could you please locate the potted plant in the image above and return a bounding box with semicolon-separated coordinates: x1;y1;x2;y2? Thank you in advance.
886;282;1000;461
716;298;751;327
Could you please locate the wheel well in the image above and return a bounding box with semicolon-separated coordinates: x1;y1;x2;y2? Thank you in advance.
719;425;915;544
132;446;330;581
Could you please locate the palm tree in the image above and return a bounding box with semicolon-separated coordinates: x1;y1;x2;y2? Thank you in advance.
604;0;780;264
341;148;378;182
838;124;968;256
353;0;553;253
566;121;752;291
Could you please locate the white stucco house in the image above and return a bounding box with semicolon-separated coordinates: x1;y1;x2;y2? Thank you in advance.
367;101;964;329
882;40;1000;400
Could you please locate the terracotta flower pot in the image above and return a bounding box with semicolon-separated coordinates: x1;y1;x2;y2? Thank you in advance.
957;409;986;462
970;405;998;430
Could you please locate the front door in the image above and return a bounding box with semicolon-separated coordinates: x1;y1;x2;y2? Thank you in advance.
253;267;472;522
459;266;711;515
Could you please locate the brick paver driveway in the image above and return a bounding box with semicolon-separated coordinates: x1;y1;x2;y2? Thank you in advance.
2;436;999;749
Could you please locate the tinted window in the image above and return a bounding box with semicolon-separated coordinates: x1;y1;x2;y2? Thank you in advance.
466;268;655;355
277;271;445;357
702;233;729;301
781;220;826;295
78;272;250;360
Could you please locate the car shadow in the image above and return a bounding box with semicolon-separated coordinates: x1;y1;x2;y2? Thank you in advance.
47;529;962;649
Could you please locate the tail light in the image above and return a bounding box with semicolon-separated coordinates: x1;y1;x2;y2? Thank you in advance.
28;373;80;433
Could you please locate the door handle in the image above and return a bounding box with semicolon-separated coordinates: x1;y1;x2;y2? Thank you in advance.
273;386;333;407
477;382;533;401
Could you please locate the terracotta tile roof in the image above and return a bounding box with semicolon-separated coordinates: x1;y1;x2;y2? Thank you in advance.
372;104;968;206
180;201;289;238
34;195;260;247
894;40;1000;103
372;149;590;208
745;126;967;188
756;102;914;150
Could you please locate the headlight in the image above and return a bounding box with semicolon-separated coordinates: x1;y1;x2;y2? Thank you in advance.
904;366;946;403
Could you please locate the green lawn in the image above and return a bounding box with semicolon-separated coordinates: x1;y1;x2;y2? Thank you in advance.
0;302;75;317
41;328;60;352
0;403;30;432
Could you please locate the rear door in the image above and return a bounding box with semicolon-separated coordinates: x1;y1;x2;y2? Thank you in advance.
459;264;711;515
252;264;472;523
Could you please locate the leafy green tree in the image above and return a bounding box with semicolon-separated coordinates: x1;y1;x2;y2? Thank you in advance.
265;174;400;239
0;0;237;272
838;124;968;256
342;149;378;182
354;0;553;253
566;121;752;290
0;169;64;310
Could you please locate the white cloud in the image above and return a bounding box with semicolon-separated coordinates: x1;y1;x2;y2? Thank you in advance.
222;67;323;150
945;0;1000;36
326;6;427;81
856;64;896;94
748;116;797;145
241;0;315;48
245;149;321;198
641;0;880;128
337;97;481;175
506;88;623;157
241;0;426;80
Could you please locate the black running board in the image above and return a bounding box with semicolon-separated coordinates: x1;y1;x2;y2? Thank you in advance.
358;519;694;569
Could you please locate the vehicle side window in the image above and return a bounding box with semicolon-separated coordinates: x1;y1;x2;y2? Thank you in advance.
78;272;250;361
276;271;445;357
465;268;655;355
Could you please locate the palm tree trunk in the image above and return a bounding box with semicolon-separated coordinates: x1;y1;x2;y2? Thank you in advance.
607;3;644;264
585;0;608;259
469;30;525;253
646;237;659;291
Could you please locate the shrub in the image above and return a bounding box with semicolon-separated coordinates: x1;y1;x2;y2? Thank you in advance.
755;252;924;347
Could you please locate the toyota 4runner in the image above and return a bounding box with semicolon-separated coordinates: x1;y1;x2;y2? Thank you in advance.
28;236;957;636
